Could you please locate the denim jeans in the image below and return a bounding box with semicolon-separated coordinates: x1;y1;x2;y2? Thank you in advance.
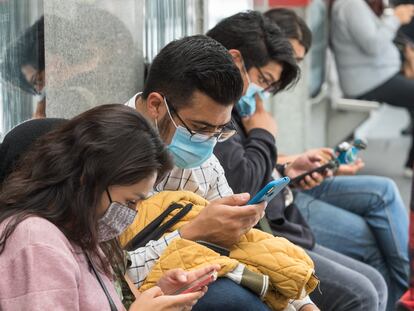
193;278;271;311
295;175;409;311
309;244;387;311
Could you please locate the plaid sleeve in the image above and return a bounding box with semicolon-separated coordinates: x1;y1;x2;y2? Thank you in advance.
205;155;233;201
126;230;181;287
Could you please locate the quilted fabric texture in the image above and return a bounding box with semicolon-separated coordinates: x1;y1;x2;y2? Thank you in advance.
119;191;207;247
139;238;239;291
121;191;319;310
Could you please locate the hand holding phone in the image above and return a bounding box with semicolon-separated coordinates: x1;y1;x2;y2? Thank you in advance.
173;270;218;295
289;159;339;185
247;177;290;205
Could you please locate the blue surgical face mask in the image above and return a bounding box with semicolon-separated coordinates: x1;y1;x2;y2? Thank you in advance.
236;72;272;117
163;98;218;169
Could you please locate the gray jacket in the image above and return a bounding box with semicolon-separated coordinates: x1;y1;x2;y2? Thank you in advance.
331;0;402;97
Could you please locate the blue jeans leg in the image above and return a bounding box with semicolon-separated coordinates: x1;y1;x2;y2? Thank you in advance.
193;278;271;311
296;175;409;311
308;244;387;311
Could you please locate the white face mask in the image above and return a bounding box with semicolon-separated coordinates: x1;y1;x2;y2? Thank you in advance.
97;190;137;242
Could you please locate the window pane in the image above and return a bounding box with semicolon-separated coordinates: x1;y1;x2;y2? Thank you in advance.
0;0;44;140
144;0;198;63
206;0;253;30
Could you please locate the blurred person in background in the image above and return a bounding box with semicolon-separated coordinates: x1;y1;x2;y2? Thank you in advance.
1;16;45;118
330;0;414;176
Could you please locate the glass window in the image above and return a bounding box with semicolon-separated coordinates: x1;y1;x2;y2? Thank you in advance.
206;0;253;30
0;1;145;137
0;0;44;140
144;0;199;63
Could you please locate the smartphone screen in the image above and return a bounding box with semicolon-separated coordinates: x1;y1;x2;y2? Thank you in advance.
172;271;218;295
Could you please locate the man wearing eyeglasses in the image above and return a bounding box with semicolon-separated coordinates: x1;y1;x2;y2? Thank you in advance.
124;35;271;311
208;9;409;311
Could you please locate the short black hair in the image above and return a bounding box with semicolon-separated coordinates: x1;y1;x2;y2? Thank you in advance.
264;8;312;53
142;35;243;109
1;16;45;95
207;11;299;93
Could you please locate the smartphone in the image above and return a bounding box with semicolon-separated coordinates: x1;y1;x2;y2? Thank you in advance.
173;270;218;295
289;159;339;185
247;177;290;205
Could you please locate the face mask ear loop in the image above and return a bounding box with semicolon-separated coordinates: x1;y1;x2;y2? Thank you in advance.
163;97;179;129
106;189;113;203
241;59;252;84
155;118;159;131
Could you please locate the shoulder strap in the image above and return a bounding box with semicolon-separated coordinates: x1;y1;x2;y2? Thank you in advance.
124;203;193;251
86;253;118;311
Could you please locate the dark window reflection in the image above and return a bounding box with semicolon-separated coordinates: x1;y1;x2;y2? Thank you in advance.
0;0;44;140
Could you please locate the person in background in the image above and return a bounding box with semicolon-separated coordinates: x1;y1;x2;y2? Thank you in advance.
0;104;219;311
1;16;46;118
207;10;408;311
124;35;270;311
1;7;137;120
266;7;409;310
330;0;414;176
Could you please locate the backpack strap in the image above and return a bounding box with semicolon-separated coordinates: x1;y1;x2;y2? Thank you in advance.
124;203;193;251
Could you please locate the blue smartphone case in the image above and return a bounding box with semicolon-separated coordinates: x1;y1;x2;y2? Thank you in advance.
247;177;290;205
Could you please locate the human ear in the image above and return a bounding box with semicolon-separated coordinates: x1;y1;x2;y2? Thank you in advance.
145;92;167;120
229;49;244;73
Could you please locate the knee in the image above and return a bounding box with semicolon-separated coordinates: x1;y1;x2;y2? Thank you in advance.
314;267;387;311
350;279;381;311
346;267;387;311
361;265;388;307
344;275;384;311
372;176;398;201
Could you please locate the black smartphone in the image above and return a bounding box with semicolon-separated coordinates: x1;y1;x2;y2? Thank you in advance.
289;160;339;185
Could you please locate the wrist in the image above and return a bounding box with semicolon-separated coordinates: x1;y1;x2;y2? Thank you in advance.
179;221;202;241
280;162;291;177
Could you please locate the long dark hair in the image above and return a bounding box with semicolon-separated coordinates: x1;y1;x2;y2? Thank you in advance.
264;8;313;53
1;16;45;95
0;104;173;273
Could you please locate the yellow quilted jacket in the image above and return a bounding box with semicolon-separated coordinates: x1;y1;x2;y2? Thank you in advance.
120;191;318;311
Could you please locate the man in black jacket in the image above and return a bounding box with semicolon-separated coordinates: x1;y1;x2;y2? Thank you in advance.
207;11;388;311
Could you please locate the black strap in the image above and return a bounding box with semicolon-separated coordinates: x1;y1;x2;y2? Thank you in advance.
86;253;118;311
196;240;230;256
124;203;193;251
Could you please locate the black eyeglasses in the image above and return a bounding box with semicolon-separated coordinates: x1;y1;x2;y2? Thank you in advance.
164;98;237;143
256;66;280;94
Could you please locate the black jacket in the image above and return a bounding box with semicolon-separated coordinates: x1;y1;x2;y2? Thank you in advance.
214;110;315;249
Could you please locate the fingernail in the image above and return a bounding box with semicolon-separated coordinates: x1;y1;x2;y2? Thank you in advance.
178;274;187;282
238;193;250;200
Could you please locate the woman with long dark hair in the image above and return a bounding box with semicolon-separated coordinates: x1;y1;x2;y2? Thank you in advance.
0;104;215;311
